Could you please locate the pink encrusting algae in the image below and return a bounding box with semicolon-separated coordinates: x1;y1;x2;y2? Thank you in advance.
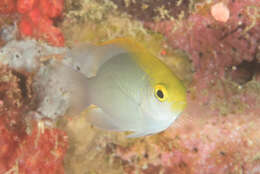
146;0;259;88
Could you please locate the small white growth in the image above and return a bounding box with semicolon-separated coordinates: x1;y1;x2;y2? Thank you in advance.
211;2;230;23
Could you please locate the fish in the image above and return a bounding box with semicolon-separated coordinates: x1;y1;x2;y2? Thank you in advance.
52;38;187;138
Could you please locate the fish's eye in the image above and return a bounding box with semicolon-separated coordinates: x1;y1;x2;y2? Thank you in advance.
154;84;168;102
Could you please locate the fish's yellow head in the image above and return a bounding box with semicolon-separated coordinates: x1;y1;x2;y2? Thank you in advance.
118;39;186;136
138;49;186;116
98;38;187;137
115;38;187;112
129;50;187;137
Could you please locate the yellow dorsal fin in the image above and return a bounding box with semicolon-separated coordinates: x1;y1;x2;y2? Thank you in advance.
99;37;146;54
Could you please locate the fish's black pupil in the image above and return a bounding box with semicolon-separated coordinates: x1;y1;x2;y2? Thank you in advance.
157;90;164;99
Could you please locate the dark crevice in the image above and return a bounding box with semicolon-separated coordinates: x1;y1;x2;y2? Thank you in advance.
12;70;28;99
226;59;260;85
11;70;35;110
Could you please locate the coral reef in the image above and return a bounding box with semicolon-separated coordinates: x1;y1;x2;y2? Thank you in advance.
0;66;68;173
0;0;64;46
0;0;259;173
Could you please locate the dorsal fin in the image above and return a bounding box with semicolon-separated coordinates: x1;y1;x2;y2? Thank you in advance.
100;38;146;54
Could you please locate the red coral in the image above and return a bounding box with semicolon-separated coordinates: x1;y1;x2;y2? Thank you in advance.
0;67;27;173
0;0;16;14
27;7;43;25
0;112;68;174
0;0;65;46
21;8;64;46
26;6;64;46
18;121;68;174
39;0;64;18
19;17;33;36
20;1;65;47
0;112;25;173
36;19;65;46
17;0;36;14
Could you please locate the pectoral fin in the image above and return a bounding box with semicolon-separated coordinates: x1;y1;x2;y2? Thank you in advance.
86;105;125;131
